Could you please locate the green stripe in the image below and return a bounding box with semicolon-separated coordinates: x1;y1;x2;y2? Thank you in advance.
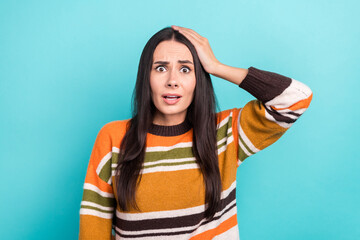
217;140;227;150
111;148;195;164
80;205;114;213
144;147;194;163
238;143;249;162
111;152;118;170
110;134;234;165
143;119;234;163
219;129;234;148
98;158;112;182
238;132;255;155
112;152;124;164
109;116;235;170
143;160;196;169
82;189;115;207
216;116;232;141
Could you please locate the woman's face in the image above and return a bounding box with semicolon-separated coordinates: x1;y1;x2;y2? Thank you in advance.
150;40;196;126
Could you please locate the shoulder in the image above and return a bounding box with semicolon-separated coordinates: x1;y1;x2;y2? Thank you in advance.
101;119;130;131
216;108;242;125
97;119;131;143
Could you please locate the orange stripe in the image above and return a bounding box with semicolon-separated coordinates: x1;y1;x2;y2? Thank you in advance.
271;93;313;111
79;215;112;240
147;129;193;147
216;109;232;124
84;164;113;194
189;214;237;240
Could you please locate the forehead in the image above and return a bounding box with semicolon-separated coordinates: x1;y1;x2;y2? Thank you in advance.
153;40;193;62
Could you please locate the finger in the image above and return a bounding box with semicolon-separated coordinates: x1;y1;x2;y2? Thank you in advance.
174;26;203;44
185;28;204;39
174;26;203;40
182;29;203;43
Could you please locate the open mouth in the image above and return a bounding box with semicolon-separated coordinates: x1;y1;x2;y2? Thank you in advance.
163;96;181;100
162;95;182;104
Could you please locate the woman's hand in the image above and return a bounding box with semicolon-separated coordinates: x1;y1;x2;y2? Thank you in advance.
171;25;221;75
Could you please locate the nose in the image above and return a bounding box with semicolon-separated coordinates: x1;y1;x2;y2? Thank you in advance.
166;69;179;88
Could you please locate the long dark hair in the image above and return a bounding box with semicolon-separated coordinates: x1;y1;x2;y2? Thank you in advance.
115;26;221;220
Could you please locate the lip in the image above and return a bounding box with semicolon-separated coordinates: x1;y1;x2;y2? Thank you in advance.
162;94;182;105
161;93;182;97
163;97;181;105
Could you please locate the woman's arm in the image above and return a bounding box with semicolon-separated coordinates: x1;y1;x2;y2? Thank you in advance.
172;25;313;165
79;124;115;240
232;66;313;164
209;63;249;85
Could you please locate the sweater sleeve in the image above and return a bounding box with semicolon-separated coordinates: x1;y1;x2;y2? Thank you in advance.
232;66;313;166
79;124;116;240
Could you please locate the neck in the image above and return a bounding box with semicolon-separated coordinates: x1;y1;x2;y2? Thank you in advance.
149;118;192;136
152;111;187;126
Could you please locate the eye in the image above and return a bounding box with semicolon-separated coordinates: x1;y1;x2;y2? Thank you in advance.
180;66;191;73
155;65;166;72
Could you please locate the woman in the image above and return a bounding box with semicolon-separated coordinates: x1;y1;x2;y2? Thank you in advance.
79;25;313;240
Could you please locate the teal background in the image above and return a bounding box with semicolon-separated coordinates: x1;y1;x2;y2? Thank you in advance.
0;0;359;239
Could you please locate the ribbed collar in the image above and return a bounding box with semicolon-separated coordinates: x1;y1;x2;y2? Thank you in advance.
148;119;192;136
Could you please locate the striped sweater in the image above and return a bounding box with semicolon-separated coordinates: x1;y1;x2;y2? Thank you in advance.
79;66;313;240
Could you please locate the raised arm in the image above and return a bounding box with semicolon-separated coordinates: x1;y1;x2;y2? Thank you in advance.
230;66;313;164
171;25;313;164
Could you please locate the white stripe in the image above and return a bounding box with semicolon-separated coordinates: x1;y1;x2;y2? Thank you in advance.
83;183;114;198
237;158;242;167
115;200;237;239
264;110;293;128
116;233;190;240
107;175;112;185
217;135;234;155
144;157;196;167
272;106;307;116
217;135;227;146
217;126;233;145
212;225;240;240
146;142;193;152
187;201;237;238
238;137;252;157
216;112;232;129
265;78;312;109
221;180;237;199
115;228;190;240
237;108;260;154
112;125;234;161
115;222;196;237
113;146;120;153
115;181;237;221
140;163;200;174
80;208;113;219
111;162;200;177
96;152;112;175
218;143;227;155
264;105;299;120
81;201;114;211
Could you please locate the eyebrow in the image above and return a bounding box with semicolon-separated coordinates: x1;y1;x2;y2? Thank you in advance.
153;60;193;65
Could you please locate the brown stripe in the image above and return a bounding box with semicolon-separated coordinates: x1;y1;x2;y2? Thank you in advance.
115;202;237;238
264;105;297;123
115;187;236;232
287;111;301;117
